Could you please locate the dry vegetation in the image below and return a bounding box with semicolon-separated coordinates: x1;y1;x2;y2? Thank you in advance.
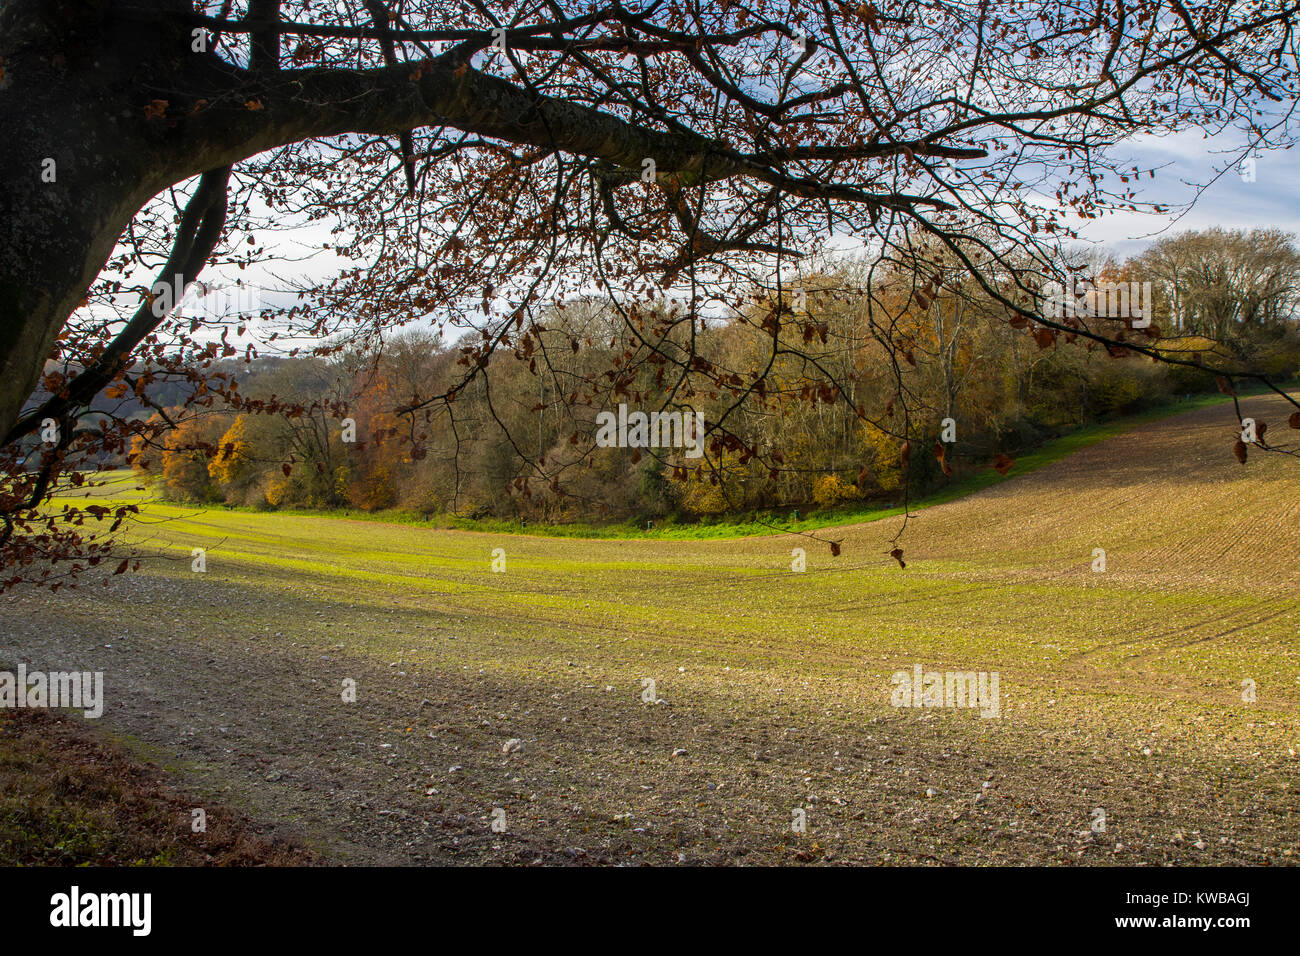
0;708;316;865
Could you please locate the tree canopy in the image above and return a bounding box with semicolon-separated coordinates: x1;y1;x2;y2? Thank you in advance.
2;0;1299;587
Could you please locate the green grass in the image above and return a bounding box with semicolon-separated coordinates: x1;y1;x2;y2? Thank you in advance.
52;394;1299;704
70;387;1248;542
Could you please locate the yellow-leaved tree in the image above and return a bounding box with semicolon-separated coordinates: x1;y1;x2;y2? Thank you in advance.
208;416;253;487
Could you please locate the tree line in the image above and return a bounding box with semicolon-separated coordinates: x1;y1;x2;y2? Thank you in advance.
131;229;1300;526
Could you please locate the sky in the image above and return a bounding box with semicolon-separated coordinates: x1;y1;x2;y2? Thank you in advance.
156;2;1300;348
1077;128;1300;255
171;116;1300;348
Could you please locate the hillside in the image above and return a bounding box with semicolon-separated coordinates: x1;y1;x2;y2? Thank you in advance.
1;394;1297;865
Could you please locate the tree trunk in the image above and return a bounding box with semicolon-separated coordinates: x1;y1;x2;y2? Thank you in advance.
0;0;196;439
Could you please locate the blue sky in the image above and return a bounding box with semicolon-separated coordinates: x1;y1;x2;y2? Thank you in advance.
1076;129;1300;255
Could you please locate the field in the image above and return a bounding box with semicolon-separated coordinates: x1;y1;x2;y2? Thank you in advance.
2;393;1298;865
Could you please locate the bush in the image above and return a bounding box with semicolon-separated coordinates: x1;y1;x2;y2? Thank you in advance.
812;473;859;508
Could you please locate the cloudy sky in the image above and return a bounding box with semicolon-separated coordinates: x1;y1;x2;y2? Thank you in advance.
174;120;1299;346
1077;128;1300;255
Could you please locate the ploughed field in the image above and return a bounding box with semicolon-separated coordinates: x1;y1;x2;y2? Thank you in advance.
2;394;1298;864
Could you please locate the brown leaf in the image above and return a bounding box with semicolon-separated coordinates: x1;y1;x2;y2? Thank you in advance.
1233;438;1247;465
899;440;912;469
244;98;264;111
830;541;842;557
292;41;318;64
143;99;169;119
1289;411;1300;429
889;547;906;569
933;440;954;477
1216;376;1236;396
282;462;292;477
992;453;1015;476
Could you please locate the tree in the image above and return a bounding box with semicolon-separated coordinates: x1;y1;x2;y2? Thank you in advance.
160;413;222;501
3;0;1300;587
208;414;252;486
1136;228;1300;337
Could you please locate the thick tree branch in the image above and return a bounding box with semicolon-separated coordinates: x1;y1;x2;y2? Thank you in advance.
3;166;232;447
182;56;957;215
